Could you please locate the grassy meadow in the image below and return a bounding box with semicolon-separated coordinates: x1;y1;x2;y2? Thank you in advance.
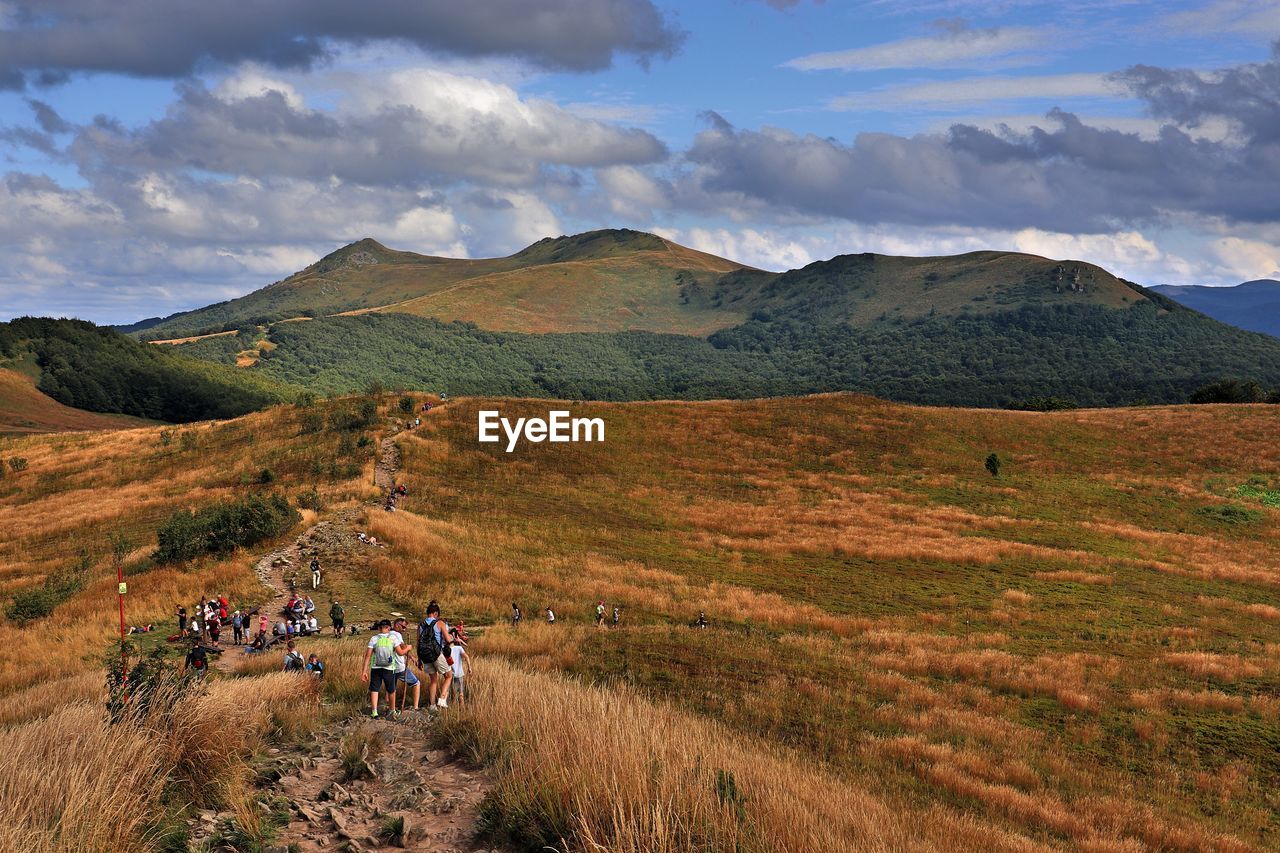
361;395;1280;850
0;392;1277;849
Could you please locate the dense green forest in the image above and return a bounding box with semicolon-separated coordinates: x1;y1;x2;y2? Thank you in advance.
174;304;1280;407
0;318;294;422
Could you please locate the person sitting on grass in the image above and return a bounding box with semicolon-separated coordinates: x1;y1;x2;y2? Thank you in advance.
244;633;266;654
306;653;325;679
282;640;305;672
361;619;406;719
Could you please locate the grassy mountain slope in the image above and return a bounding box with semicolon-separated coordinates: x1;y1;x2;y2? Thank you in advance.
0;368;154;435
718;250;1145;325
0;318;294;422
134;229;750;339
2;393;1278;848
1153;280;1280;339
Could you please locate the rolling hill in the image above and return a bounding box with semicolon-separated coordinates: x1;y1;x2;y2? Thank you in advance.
0;317;296;422
1153;280;1280;339
130;229;750;340
0;368;154;435
2;391;1279;848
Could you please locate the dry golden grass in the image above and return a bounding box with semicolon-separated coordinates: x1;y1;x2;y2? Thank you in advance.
0;672;318;851
437;657;1041;853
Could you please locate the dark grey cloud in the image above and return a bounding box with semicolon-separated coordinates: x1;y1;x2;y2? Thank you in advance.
685;47;1280;233
0;0;683;89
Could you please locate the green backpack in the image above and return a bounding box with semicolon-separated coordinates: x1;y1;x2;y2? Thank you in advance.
371;634;396;669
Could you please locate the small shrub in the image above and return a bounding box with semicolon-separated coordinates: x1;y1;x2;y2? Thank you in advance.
7;456;28;473
297;489;324;511
299;411;324;435
179;431;198;451
158;429;174;447
356;435;373;449
398;395;414;414
985;453;1001;478
257;468;275;484
1197;504;1262;526
1189;378;1267;404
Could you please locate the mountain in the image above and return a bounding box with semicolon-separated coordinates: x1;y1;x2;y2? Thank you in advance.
1152;280;1280;338
132;229;749;340
0;317;296;422
129;229;1280;407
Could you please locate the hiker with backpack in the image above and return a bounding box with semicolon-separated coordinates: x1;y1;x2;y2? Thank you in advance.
283;641;305;673
595;601;605;628
310;556;321;589
361;619;409;719
184;639;209;681
417;601;454;710
329;600;345;636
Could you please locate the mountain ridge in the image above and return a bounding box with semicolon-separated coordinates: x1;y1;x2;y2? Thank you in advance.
1152;280;1280;339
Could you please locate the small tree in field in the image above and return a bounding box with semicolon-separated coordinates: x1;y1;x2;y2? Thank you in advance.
985;453;1001;478
398;395;414;414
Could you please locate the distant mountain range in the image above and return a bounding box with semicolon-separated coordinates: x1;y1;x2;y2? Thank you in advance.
97;229;1280;409
1152;281;1280;339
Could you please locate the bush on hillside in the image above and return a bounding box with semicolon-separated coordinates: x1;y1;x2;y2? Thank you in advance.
155;493;300;564
1189;378;1268;404
4;551;92;624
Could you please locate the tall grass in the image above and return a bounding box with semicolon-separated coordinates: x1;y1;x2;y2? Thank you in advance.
0;673;319;851
435;658;1036;853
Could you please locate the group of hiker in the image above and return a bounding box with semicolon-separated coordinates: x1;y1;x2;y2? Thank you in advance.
384;483;407;513
526;601;622;628
362;601;470;718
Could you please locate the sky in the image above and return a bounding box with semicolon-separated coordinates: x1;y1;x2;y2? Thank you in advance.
1;0;1279;324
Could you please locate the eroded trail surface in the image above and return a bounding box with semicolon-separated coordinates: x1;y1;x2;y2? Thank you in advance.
196;431;504;851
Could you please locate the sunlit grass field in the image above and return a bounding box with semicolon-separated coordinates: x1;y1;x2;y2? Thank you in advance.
0;392;1277;849
366;395;1280;850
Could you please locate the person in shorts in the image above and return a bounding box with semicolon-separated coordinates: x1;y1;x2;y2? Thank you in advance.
449;629;470;706
361;619;407;719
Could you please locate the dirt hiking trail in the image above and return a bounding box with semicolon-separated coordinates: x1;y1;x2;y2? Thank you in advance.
197;430;506;852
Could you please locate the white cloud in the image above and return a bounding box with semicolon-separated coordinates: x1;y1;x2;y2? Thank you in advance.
785;24;1049;72
1208;236;1280;281
1162;0;1280;39
832;73;1123;111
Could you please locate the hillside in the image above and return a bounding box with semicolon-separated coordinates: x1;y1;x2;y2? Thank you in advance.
132;229;750;339
0;318;294;422
1;394;1278;848
171;299;1280;407
0;369;154;435
1154;280;1280;339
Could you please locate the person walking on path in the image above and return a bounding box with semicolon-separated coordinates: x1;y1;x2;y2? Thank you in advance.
417;602;454;710
595;601;606;628
329;599;346;636
183;639;208;681
231;610;244;645
392;617;422;712
510;602;521;628
449;629;470;707
310;556;321;589
612;605;620;628
361;619;403;719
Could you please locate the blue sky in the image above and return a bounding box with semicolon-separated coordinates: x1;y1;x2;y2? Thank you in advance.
1;0;1279;323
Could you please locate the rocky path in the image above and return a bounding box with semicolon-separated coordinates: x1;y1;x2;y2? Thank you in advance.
196;427;504;851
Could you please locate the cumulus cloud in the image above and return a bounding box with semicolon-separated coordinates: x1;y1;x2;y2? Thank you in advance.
786;22;1048;71
61;68;666;189
688;47;1280;233
0;0;683;89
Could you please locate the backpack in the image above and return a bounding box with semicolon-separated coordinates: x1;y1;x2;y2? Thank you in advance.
371;634;396;669
284;651;304;672
417;617;442;663
330;603;345;620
